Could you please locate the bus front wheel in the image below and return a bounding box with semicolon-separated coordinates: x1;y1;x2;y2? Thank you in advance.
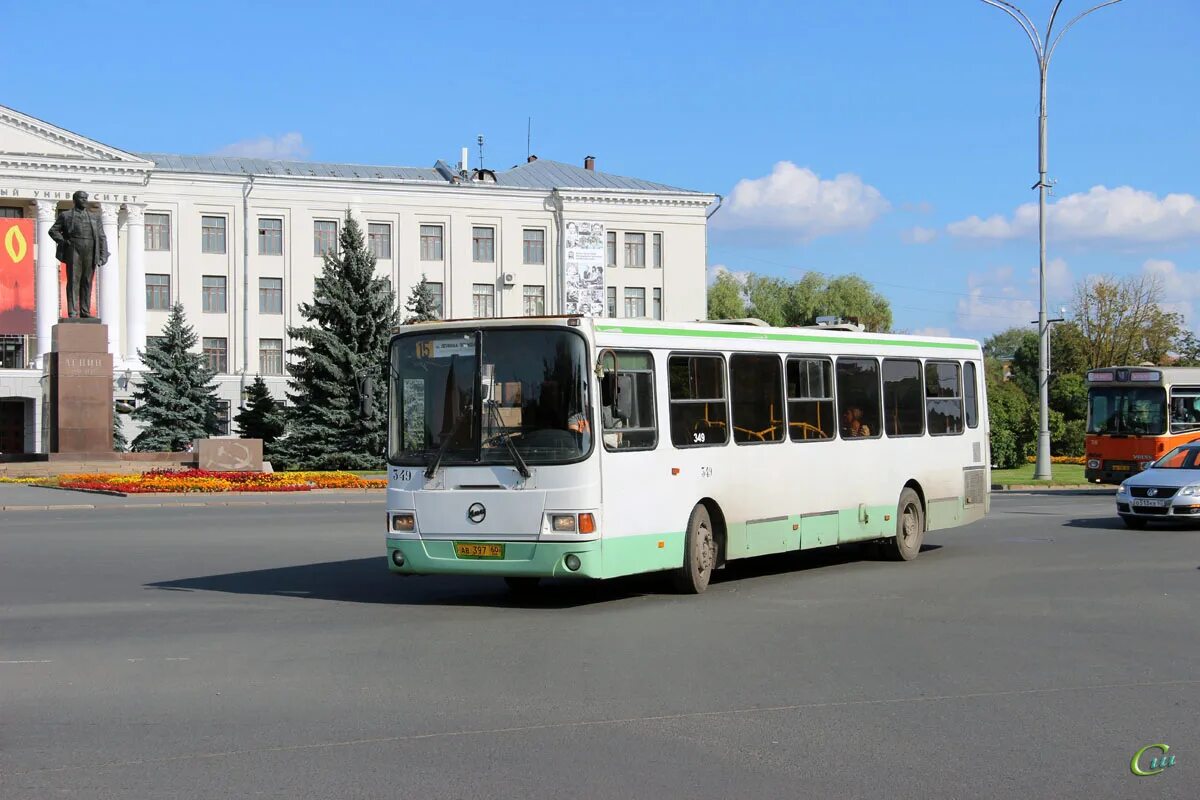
672;504;716;594
884;488;925;561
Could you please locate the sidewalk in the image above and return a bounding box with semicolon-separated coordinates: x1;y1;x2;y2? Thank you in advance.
0;483;383;512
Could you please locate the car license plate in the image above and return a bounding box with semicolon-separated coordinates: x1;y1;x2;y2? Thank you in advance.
1131;498;1167;508
454;542;505;559
1111;465;1131;472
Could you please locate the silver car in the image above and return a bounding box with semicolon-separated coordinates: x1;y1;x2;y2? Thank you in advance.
1116;443;1200;528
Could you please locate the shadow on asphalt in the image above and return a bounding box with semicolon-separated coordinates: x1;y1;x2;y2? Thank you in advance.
145;542;942;609
1063;516;1200;531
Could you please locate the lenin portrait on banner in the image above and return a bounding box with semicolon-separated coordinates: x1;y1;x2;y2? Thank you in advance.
48;190;109;319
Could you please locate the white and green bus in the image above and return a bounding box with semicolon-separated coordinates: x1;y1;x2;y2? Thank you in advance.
384;317;989;593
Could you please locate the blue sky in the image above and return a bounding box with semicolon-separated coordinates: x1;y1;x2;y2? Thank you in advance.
7;0;1196;338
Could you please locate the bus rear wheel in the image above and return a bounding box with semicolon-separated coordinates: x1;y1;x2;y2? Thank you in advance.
672;504;716;594
884;488;925;561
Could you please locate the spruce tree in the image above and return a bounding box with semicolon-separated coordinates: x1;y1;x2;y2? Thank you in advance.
404;273;441;323
113;411;129;452
234;375;286;445
130;302;221;452
277;213;398;469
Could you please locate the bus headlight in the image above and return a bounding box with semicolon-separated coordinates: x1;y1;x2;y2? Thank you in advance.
1087;458;1101;470
1140;461;1153;471
551;514;577;532
391;512;416;532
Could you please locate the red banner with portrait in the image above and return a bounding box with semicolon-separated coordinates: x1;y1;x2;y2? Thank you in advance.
0;218;35;334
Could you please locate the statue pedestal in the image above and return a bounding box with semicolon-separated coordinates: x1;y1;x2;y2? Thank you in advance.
48;320;113;453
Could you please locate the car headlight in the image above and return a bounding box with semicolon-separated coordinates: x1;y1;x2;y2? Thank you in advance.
1116;482;1129;495
1179;484;1200;497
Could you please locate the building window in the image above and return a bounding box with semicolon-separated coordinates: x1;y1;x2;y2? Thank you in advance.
203;337;228;374
652;233;662;268
606;231;617;267
259;277;283;314
668;354;728;447
259;338;284;376
472;226;495;262
522;229;545;265
836;357;882;439
786;357;835;441
625;232;646;268
258;217;283;256
523;285;545;316
607;286;617;317
731;354;784;444
882;358;924;437
146;274;171;310
926;361;964;435
600;350;658;451
420;224;443;261
368;223;392;259
964;361;979;429
314;220;338;256
653;288;662;320
624;287;646;318
216;400;231;436
0;334;25;368
201;215;226;254
472;283;495;318
0;207;23;218
428;282;444;318
145;213;170;251
201;275;227;313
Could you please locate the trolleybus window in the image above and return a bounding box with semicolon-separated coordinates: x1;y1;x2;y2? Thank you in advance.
786;357;834;441
836;357;881;439
731;354;784;444
1169;386;1200;433
964;361;979;429
1087;387;1166;435
600;350;658;451
925;361;964;435
668;354;728;447
882;358;924;437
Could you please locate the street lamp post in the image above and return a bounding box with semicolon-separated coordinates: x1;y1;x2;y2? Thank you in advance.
980;0;1123;480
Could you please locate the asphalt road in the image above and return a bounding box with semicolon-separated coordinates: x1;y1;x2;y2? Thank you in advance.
1;492;1197;799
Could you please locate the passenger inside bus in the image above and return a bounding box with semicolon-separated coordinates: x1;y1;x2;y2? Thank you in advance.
841;407;871;437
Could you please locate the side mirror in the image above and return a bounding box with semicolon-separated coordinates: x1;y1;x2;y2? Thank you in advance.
357;373;375;418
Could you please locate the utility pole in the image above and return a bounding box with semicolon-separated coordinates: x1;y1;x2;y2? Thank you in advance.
979;0;1123;480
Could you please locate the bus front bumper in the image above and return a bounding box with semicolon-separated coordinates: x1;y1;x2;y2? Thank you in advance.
386;538;603;579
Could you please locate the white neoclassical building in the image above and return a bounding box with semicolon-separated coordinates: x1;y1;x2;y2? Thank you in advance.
0;104;716;454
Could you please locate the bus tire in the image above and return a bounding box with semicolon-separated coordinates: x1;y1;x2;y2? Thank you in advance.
1120;515;1147;530
672;504;716;594
884;488;925;561
504;577;540;594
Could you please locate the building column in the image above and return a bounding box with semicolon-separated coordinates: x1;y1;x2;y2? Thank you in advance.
99;204;121;362
34;200;59;369
123;204;146;368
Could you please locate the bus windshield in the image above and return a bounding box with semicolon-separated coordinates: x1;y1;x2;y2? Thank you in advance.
1086;386;1166;435
389;328;592;467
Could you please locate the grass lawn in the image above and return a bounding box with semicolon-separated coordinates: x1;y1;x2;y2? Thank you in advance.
990;463;1091;486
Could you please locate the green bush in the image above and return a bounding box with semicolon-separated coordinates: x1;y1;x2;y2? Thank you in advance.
1054;418;1087;457
987;380;1032;469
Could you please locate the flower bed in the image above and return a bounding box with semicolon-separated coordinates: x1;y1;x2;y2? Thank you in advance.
55;469;386;494
1024;455;1086;465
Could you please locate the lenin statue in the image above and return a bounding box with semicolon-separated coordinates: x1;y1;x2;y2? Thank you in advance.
48;190;110;319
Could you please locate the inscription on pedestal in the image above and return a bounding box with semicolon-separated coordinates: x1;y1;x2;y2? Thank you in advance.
48;321;114;454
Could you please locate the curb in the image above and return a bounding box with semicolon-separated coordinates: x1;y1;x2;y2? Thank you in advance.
992;484;1115;493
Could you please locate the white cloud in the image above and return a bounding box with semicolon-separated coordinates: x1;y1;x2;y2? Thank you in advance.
706;263;750;286
215;132;309;160
955;265;1037;335
715;161;889;240
902;226;937;244
912;326;951;338
947;185;1200;246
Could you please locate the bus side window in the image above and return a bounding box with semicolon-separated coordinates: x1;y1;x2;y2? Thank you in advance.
836;357;882;439
926;361;964;436
882;358;924;437
602;350;658;451
1170;386;1200;431
786;357;835;441
730;354;784;444
668;354;728;447
964;361;979;429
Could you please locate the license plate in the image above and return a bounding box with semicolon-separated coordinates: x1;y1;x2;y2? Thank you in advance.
454;542;505;559
1111;465;1131;472
1131;498;1167;508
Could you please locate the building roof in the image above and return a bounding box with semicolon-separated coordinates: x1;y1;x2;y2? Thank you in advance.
137;153;700;194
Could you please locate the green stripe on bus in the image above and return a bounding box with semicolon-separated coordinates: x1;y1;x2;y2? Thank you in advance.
594;324;978;351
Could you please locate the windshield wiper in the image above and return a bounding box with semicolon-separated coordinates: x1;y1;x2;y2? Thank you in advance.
424;403;473;479
485;400;532;479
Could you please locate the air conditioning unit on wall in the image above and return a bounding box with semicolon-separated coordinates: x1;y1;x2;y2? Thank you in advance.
502;272;516;285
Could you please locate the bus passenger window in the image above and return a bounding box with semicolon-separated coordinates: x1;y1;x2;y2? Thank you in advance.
882;359;924;437
668;355;728;447
1169;387;1200;432
926;361;964;435
836;358;881;439
602;350;658;451
786;357;834;441
964;362;979;429
730;354;784;444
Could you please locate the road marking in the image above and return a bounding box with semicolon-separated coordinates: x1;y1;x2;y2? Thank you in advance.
14;677;1200;775
0;659;52;664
